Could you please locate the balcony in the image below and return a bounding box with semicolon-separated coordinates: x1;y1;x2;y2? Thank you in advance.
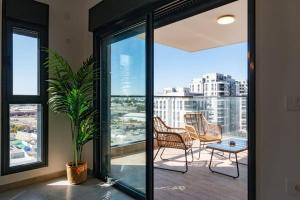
111;96;248;199
153;141;247;200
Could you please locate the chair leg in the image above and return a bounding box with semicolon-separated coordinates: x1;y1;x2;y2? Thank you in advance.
187;148;194;163
154;147;161;160
184;149;188;173
160;148;167;160
154;148;189;173
190;148;194;162
198;141;202;160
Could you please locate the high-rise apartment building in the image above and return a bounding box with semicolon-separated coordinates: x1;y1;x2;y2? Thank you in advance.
189;78;204;94
189;73;240;96
155;73;248;137
238;80;248;96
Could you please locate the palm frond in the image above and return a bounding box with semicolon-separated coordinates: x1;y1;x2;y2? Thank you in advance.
45;49;99;165
77;112;97;146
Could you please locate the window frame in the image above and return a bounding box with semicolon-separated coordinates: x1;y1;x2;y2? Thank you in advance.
1;19;49;175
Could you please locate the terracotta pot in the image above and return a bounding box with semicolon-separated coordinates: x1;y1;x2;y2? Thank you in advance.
66;161;87;185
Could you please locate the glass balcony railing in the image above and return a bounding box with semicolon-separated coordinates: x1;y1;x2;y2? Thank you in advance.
111;96;146;146
111;96;247;146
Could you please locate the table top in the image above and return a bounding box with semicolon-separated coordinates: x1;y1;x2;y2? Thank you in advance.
206;138;248;153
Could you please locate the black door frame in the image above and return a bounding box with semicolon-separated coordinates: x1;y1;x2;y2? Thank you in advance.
93;14;154;200
93;0;255;199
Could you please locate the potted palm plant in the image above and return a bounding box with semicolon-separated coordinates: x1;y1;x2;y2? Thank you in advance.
46;50;98;185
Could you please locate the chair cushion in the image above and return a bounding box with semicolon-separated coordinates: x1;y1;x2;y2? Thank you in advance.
198;134;221;142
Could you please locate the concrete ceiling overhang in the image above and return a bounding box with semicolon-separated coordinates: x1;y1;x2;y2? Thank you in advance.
154;0;247;52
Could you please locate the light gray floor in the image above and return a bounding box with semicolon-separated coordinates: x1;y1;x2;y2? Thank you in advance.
154;144;248;200
110;142;248;200
1;142;247;200
111;143;247;200
111;152;146;193
0;177;134;200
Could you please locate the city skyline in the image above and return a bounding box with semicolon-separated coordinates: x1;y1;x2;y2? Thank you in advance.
154;42;247;94
157;72;247;96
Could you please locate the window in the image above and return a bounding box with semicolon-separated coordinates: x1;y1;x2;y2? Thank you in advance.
13;31;39;95
2;20;48;175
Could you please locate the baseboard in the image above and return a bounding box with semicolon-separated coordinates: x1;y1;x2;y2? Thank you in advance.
0;170;66;193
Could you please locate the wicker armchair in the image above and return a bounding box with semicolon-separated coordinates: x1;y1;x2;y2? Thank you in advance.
153;117;193;173
184;112;222;159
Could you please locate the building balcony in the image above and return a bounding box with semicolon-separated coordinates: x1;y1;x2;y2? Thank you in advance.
110;95;248;199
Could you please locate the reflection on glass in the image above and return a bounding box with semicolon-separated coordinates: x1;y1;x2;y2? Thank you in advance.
13;31;39;95
108;24;146;193
9;104;41;167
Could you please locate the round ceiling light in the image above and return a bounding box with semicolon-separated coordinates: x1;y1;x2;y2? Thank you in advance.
217;15;235;25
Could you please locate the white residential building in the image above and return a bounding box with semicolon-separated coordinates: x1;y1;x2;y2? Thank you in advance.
239;97;247;133
238;80;248;96
154;95;245;136
155;73;248;137
154;95;210;128
189;73;240;97
162;87;191;96
189;78;204;94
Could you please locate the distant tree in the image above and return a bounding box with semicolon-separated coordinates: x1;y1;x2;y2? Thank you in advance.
10;124;18;133
136;104;145;112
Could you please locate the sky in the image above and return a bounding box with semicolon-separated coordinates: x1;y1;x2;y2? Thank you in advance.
111;37;146;96
13;33;247;96
13;33;38;95
110;36;247;95
154;42;247;94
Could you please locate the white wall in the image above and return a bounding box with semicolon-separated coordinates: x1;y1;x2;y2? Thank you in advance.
256;0;300;199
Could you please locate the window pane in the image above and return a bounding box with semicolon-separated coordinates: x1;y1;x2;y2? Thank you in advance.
108;24;146;193
9;104;42;167
13;31;39;95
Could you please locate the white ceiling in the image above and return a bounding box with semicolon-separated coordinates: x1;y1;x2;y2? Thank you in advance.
154;0;247;52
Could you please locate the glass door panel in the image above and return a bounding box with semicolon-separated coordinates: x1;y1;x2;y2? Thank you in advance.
104;23;146;194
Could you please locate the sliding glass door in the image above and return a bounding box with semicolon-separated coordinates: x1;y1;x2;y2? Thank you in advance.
109;23;146;192
94;1;254;200
97;18;153;199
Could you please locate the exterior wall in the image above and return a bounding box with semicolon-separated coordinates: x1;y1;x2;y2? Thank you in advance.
238;80;248;96
190;73;243;97
189;78;204;94
239;97;247;132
